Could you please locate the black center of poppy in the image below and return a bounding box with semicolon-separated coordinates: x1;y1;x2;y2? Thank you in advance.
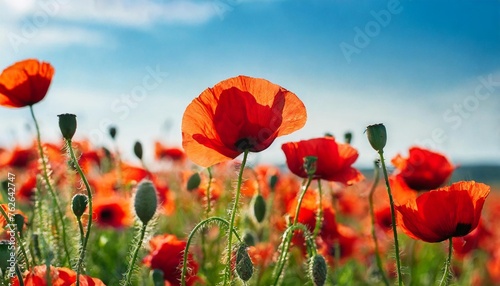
454;223;472;237
100;208;114;222
235;138;254;151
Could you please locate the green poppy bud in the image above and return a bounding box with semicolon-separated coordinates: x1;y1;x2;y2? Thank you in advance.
236;243;254;282
109;126;117;139
72;194;88;218
344;131;353;144
251;194;266;223
269;174;278;190
134;180;158;225
57;113;77;140
186;172;201;192
133;141;143;160
242;230;257;247
310;254;327;286
151;269;164;286
366;124;387;152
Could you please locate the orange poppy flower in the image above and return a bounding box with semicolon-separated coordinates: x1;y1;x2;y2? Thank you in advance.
182;75;307;167
281;137;364;185
92;195;132;228
143;234;200;286
155;141;186;162
396;181;490;243
0;59;54;108
392;146;454;191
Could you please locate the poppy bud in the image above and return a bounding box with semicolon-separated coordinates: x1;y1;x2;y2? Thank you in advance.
72;194;88;218
269;174;278;190
109;126;117;139
303;156;318;177
344;131;353;144
242;230;257;247
251;194;266;223
310;254;327;286
366;123;387;152
134;180;158;225
186;172;201;192
133;141;143;160
57;113;77;140
236;243;254;282
151;269;164;286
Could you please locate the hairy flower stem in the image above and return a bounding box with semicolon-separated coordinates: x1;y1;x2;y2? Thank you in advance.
313;179;323;239
65;139;93;286
123;224;148;285
0;207;30;277
439;238;453;286
272;175;314;286
30;105;71;266
206;167;213;217
378;150;403;286
368;161;390;286
223;150;249;285
181;217;242;286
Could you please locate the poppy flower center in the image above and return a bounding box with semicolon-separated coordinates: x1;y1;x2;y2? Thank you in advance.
454;223;472;237
99;207;115;222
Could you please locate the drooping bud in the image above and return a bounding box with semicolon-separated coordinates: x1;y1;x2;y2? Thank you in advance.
186;172;201;192
251;194;266;223
72;194;88;218
366;124;387;152
57;113;77;140
303;156;318;177
235;243;254;282
310;254;327;286
133;180;158;225
109;126;117;139
133;141;143;160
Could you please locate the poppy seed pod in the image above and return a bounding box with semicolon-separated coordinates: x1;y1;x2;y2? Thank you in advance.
134;180;158;225
186;172;201;192
133;141;143;160
57;113;77;140
236;243;254;282
72;194;88;218
366;123;387;152
251;194;266;223
310;254;327;286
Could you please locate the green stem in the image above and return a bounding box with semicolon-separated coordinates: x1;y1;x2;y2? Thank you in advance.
66;139;93;286
29;105;71;266
223;150;249;285
378;150;403;286
272;175;314;286
123;224;148;286
77;217;85;247
368;161;390;286
438;238;453;286
181;217;242;286
313;179;323;239
206;167;213;217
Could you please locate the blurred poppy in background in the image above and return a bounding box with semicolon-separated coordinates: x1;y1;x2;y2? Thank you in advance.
281;137;364;185
0;59;54;108
392;146;454;191
182;75;307;167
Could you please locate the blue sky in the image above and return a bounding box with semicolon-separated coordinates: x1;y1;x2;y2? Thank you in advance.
1;0;499;167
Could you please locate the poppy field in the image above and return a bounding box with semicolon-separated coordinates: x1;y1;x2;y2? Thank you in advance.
1;59;500;286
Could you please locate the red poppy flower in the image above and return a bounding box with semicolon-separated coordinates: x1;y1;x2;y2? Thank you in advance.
155;141;186;162
392;146;454;191
12;265;105;286
396;181;490;243
143;234;199;286
0;59;54;108
93;195;132;228
182;75;307;167
0;145;37;169
281;137;364;185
